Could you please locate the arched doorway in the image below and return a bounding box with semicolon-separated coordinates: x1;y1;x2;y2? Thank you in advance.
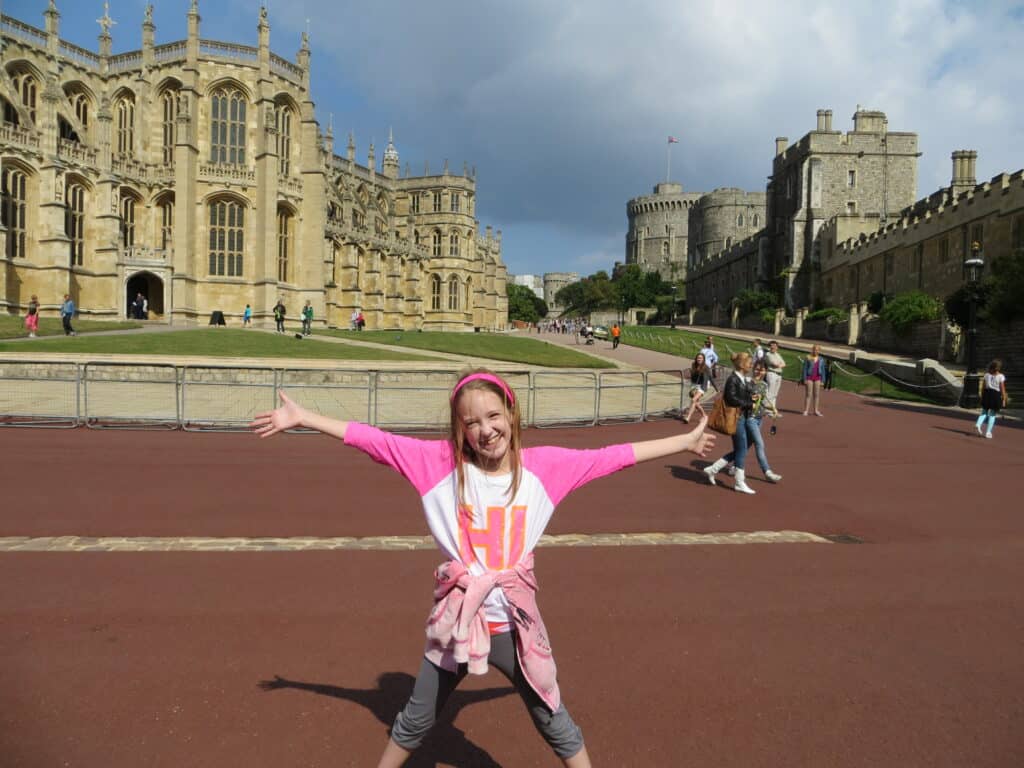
126;272;164;319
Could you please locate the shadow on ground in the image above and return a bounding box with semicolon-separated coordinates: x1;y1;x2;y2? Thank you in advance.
259;672;514;767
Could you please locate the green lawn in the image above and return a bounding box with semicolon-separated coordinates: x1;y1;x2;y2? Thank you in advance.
0;328;440;362
316;330;617;369
620;326;937;404
0;315;141;339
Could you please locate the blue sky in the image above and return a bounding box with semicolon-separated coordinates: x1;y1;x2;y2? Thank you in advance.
7;0;1023;278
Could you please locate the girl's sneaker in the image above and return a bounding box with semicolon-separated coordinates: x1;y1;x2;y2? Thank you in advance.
765;471;783;483
985;432;993;439
975;424;984;436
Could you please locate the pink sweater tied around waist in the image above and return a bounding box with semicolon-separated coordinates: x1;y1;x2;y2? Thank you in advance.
423;552;560;712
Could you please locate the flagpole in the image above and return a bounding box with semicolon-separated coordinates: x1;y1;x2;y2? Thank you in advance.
666;141;671;183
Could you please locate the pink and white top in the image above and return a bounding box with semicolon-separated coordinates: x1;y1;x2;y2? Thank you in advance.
344;422;636;624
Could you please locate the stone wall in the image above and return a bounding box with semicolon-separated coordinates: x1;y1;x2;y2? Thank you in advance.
860;317;943;358
801;317;849;343
975;319;1024;372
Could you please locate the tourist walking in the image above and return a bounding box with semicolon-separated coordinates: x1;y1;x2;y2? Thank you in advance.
60;294;76;336
738;360;782;483
683;352;712;423
302;300;313;336
24;294;39;337
243;304;252;326
704;352;759;494
800;344;829;416
251;369;715;768
699;336;719;378
975;360;1008;439
273;299;286;333
764;340;786;412
611;323;621;349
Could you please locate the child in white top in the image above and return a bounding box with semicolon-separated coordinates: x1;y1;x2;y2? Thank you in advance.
252;368;715;768
975;359;1008;438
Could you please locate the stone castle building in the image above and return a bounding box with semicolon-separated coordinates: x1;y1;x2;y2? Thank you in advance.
686;108;921;311
625;182;701;283
684;107;1023;318
0;2;508;331
687;188;766;269
817;153;1024;309
625;180;765;292
541;271;578;315
510;273;543;299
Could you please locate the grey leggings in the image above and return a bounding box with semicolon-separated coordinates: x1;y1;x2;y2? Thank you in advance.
390;631;584;759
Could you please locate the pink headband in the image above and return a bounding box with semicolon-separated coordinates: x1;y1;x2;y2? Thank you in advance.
451;373;516;405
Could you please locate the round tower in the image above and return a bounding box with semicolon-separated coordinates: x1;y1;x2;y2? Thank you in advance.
688;188;767;266
625;183;703;282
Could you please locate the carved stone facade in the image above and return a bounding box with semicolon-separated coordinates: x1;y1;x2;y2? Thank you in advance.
0;3;508;331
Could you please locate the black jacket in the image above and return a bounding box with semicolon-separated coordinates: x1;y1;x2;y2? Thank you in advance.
723;372;755;414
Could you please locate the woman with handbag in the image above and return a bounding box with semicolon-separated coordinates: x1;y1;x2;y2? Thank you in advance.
704;351;759;494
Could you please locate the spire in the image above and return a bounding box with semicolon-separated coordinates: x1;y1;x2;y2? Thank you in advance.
258;5;270;31
301;18;311;52
346;131;355;162
382;127;399;179
190;0;200;15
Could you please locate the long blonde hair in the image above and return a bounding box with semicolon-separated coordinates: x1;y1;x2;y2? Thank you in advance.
448;368;523;507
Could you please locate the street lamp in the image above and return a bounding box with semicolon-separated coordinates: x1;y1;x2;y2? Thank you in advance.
959;241;985;408
670;283;678;329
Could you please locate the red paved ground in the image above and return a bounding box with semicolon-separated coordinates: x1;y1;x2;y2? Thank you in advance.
1;385;1023;767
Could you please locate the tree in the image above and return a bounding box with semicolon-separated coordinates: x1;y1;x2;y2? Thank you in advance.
555;271;617;316
506;284;547;323
983;249;1024;324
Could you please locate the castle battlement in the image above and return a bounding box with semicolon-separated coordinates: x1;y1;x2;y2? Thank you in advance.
836;170;1024;259
687;232;761;277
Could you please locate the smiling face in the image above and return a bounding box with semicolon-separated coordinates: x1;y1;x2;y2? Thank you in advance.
455;388;513;473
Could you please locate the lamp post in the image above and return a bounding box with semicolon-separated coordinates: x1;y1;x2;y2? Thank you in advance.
670;284;678;329
959;241;985;408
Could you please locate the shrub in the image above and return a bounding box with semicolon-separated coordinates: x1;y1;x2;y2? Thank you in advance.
805;307;846;323
866;291;890;315
983;250;1024;325
759;307;776;325
879;291;943;335
733;289;778;316
944;283;992;329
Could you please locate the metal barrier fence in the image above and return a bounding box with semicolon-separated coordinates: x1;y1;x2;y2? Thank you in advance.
0;361;692;431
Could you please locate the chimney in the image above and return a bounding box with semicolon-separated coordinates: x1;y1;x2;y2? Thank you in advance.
775;137;788;156
816;110;827;131
950;149;977;196
823;109;833;131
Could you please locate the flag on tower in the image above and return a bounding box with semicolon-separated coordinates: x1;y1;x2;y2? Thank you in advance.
668;136;680;144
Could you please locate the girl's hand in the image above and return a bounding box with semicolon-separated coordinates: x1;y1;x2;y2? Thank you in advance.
682;413;716;458
251;391;307;438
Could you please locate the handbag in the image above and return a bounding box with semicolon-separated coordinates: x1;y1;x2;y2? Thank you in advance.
708;395;738;436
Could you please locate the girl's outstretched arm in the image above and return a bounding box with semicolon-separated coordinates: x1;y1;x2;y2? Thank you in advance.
630;412;716;464
251;390;349;440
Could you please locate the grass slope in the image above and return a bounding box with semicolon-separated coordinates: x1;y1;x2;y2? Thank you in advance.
316;330;616;368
